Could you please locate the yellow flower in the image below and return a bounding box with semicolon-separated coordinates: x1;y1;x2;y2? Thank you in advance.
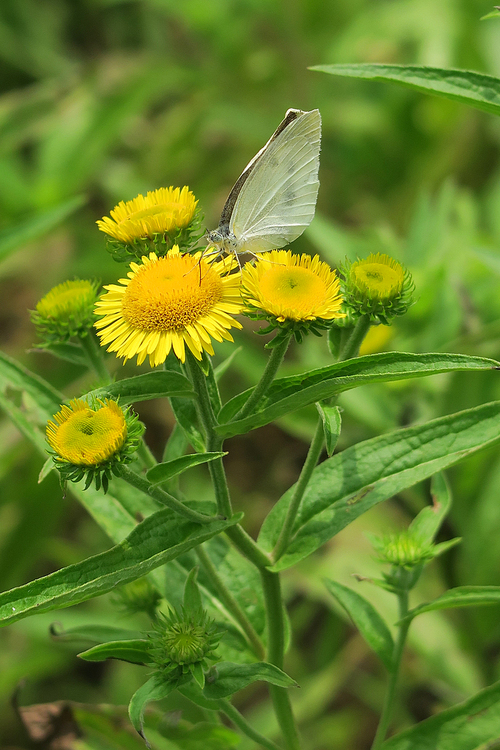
97;187;198;244
31;279;99;342
46;398;127;467
94;247;243;366
241;250;345;323
349;253;405;300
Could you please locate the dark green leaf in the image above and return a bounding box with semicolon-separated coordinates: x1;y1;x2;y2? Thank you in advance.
324;580;394;670
183;567;203;614
146;453;226;486
90;371;194;404
380;679;500;749
0;195;85;261
217;353;498;438
312;64;500;118
78;639;152;664
158;721;240;750
260;401;500;571
129;674;179;742
404;586;500;622
316;403;342;457
50;622;143;644
32;341;88;367
0;510;242;627
203;661;297;700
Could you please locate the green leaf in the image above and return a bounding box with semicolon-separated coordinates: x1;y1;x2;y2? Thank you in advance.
312;63;500;119
324;580;394;670
404;586;500;622
158;721;240;750
38;456;54;483
146;453;226;486
216;353;498;438
129;674;179;743
316;403;342;457
0;510;242;627
78;639;152;665
409;472;452;543
380;679;500;749
0;350;64;416
0;195;85;261
203;661;297;700
49;622;143;644
32;341;88;367
183;567;203;614
481;9;500;20
214;347;242;382
90;371;194;404
259;401;500;571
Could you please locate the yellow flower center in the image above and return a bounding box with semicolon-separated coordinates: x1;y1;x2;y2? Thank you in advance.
47;400;127;466
36;280;96;319
121;255;224;331
259;265;328;316
350;256;404;300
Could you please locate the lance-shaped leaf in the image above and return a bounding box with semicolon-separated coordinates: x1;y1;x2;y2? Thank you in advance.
216;353;498;438
317;403;342;457
50;622;143;644
311;64;500;119
0;510;242;628
324;580;394;670
146;453;226;486
260;401;500;571
203;661;297;700
129;674;180;744
409;472;452;543
90;371;194;404
380;679;500;749
78;639;152;665
403;586;500;623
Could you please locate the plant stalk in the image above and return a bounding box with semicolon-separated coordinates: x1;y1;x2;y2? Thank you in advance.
218;698;283;750
339;314;371;360
234;333;292;421
80;331;111;382
370;591;410;750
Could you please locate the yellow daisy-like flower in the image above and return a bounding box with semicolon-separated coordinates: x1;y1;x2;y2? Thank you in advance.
31;279;99;342
349;253;405;300
97;187;198;244
94;246;243;366
46;398;127;467
241;250;345;322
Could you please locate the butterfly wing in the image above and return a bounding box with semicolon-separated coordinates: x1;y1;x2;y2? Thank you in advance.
229;109;321;253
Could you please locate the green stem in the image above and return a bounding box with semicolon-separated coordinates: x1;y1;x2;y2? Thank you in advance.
118;465;216;525
80;331;111;382
218;698;283;750
370;591;410;750
183;352;218;439
261;569;301;750
272;419;324;563
339;315;371;360
196;545;265;660
234;334;292;421
137;439;157;470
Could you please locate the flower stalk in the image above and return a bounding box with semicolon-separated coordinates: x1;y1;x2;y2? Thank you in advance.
234;333;292;421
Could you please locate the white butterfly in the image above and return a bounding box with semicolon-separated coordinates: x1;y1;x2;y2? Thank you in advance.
207;108;321;256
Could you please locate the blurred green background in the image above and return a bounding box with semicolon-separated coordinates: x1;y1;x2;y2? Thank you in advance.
2;0;500;748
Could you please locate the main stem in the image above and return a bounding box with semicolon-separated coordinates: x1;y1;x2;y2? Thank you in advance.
338;314;371;361
80;331;111;383
218;699;283;750
261;569;301;750
234;334;292;421
370;591;410;750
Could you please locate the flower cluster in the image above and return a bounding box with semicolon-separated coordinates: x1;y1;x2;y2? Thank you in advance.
46;397;144;492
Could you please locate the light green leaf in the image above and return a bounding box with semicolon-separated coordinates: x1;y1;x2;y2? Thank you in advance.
216;353;498;438
380;679;500;749
38;456;54;483
324;580;394;670
0;195;85;261
312;64;500;118
32;342;88;367
90;371;194;404
404;586;500;622
481;9;500;20
260;401;500;571
146;453;226;486
78;639;152;664
49;622;143;644
129;674;179;743
203;661;297;700
183;567;203;614
409;472;452;543
0;510;242;627
316;403;342;457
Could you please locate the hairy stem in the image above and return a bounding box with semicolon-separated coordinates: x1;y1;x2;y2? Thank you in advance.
370;591;410;750
80;331;111;382
339;314;371;360
196;544;265;660
234;334;292;421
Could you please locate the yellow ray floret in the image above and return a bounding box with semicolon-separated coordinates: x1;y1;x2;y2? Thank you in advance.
241;250;345;322
94;246;243;365
97;187;198;243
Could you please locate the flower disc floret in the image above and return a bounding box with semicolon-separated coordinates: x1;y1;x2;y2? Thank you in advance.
97;187;198;243
31;279;100;342
94;246;243;365
340;253;414;324
46;398;144;492
241;250;345;343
